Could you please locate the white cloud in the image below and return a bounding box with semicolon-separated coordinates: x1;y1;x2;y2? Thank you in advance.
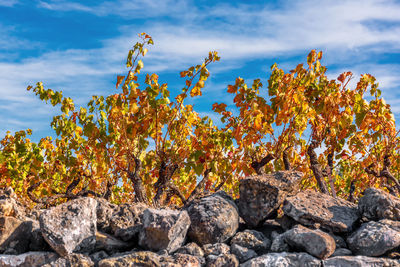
0;0;18;7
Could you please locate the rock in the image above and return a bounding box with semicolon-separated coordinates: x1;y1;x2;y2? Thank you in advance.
379;219;400;231
330;234;347;249
347;221;400;256
0;252;58;267
206;253;239;267
237;171;302;227
175;242;204;257
110;203;147;242
29;219;50;251
230;229;270;254
90;250;109;265
270;232;290;253
282;225;336;259
164;253;201;267
95;231;132;254
241;252;321;267
41;253;94;267
138;208;190;253
0;216;33;254
39;197;97;256
96;198;118;234
358;187;400;221
98;251;161;267
257;219;285;239
186;191;239;245
202;243;230;256
230;243;257;263
0;187;26;219
331;248;353;257
283;190;359;233
323;256;400;267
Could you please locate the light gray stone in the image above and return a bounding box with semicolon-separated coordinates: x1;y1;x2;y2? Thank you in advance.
39;197;97;256
231;230;270;255
358;187;400;221
0;252;58;267
323;256;400;267
230;243;258;263
138;208;190;253
240;252;321;267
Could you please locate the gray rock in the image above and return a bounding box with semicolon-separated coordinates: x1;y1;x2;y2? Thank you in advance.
98;251;161;267
203;243;230;256
95;231;132;254
96;198;118;234
206;253;239;267
231;230;270;255
237;171;302;227
0;252;58;267
330;234;347;249
241;252;321;267
283;190;359;233
347;221;400;256
230;243;258;263
323;256;400;267
39;197;97;256
138;208;190;253
0;187;26;219
162;253;201;267
358;187;400;221
0;216;33;254
110;202;147;242
175;242;204;257
89;250;109;265
41;253;94;267
331;248;353;257
270;233;289;253
186;191;239;245
282;225;336;259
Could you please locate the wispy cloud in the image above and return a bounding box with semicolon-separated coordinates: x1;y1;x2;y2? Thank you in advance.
0;0;18;7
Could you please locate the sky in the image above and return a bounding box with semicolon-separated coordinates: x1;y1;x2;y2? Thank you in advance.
1;0;400;142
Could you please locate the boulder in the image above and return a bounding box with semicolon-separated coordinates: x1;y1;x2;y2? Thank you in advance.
347;221;400;256
96;198;118;234
358;188;400;221
0;252;58;267
110;202;147;242
283;190;359;233
230;243;257;263
0;216;33;254
42;253;94;267
162;253;201;267
270;232;289;253
206;253;239;267
282;225;336;259
241;252;321;267
186;191;239;245
98;251;161;267
95;231;132;254
237;171;302;227
175;242;204;257
202;243;230;256
323;256;400;267
230;229;270;255
138;208;190;253
39;197;97;256
331;248;353;257
0;187;26;219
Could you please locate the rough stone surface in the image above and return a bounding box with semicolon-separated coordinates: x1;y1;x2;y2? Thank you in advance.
138;208;190;253
186;191;239;245
270;232;290;253
331;248;353;257
42;253;94;267
111;202;147;242
96;198;118;234
0;252;59;267
347;221;400;256
202;243;230;256
175;242;204;257
230;243;258;263
162;253;201;267
0;187;26;219
89;250;109;265
230;229;270;255
237;171;302;227
283;190;359;233
98;251;161;267
358;187;400;221
323;256;400;267
241;252;321;267
95;231;132;254
39;197;97;256
282;225;336;259
0;216;32;254
206;253;239;267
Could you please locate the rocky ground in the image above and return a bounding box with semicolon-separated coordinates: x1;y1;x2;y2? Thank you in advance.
0;171;400;266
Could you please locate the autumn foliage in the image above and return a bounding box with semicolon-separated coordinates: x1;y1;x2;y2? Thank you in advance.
1;33;399;208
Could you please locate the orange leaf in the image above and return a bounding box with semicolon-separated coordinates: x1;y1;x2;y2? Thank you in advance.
116;76;125;89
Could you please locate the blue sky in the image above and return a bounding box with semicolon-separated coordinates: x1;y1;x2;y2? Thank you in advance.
1;0;400;142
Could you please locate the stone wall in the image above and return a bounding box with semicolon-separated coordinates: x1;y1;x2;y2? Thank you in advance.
0;171;400;266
